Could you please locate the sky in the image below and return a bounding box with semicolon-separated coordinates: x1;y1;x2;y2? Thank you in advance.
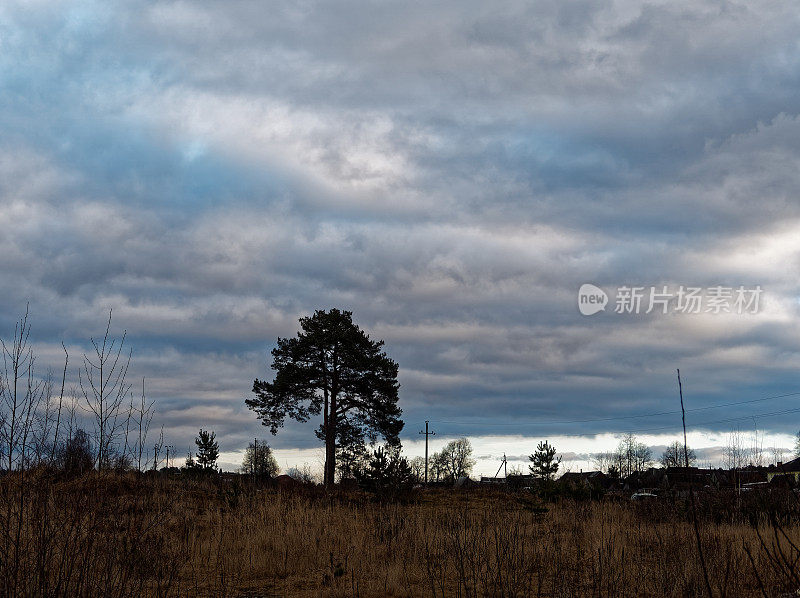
2;1;800;475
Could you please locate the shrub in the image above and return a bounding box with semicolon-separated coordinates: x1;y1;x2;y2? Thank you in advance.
355;445;415;500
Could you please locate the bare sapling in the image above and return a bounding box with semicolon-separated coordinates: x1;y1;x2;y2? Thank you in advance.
79;310;132;469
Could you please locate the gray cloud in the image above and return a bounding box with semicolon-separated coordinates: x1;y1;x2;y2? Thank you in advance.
2;0;800;464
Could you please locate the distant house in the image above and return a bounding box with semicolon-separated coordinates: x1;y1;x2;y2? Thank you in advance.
622;467;732;491
479;476;506;485
766;456;800;484
479;474;537;489
560;470;612;489
621;468;668;490
454;476;478;488
659;467;730;489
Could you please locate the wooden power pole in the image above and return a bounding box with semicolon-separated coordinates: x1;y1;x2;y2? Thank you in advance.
419;421;436;485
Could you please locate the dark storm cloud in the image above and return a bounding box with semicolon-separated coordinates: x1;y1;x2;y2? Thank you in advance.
2;0;800;462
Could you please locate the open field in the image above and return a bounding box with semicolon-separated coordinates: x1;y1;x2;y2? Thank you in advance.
1;472;799;597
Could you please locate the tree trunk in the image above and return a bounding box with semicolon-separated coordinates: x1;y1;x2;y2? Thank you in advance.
322;389;329;487
324;396;337;488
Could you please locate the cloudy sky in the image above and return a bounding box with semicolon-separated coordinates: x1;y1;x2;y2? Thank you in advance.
3;1;800;474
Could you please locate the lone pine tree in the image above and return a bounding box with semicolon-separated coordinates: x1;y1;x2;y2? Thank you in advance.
529;440;561;480
246;309;403;488
195;429;219;470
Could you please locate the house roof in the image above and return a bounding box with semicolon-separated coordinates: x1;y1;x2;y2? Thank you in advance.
561;471;605;479
772;456;800;472
560;471;605;480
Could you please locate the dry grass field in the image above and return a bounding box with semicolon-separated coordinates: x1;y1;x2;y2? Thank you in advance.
1;472;799;597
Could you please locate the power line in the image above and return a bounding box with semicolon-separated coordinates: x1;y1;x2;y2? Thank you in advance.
431;390;800;428
421;403;800;441
631;404;800;436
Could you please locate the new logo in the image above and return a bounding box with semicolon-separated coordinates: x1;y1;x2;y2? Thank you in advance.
578;284;608;316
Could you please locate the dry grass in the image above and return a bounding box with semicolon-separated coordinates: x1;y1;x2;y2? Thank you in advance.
2;473;799;597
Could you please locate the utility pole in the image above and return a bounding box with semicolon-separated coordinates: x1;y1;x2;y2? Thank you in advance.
494;453;508;479
677;368;713;598
419;421;436;485
253;438;258;476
